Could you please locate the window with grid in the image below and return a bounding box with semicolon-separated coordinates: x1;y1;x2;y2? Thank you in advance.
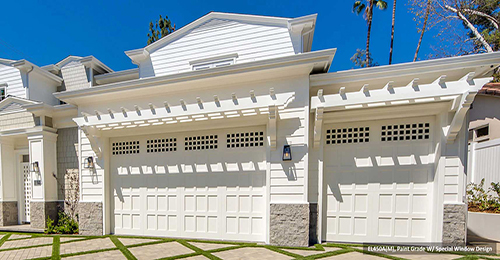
326;127;370;145
226;131;264;148
381;123;430;142
112;141;140;155
147;138;177;153
184;135;218;150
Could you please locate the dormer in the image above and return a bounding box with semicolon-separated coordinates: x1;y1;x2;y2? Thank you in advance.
53;56;113;91
125;12;317;79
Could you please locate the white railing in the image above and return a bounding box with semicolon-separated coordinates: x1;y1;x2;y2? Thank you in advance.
468;138;500;185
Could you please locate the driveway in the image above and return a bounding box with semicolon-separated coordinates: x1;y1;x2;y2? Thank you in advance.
0;232;497;260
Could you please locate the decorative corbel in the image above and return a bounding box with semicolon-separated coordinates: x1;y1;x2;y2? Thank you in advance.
446;91;477;144
313;106;324;148
268;104;278;150
81;125;103;158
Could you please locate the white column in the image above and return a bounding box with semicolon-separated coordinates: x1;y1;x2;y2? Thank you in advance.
28;131;58;202
0;137;16;202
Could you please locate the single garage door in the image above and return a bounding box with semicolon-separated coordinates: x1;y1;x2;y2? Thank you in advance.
323;117;435;243
111;127;267;242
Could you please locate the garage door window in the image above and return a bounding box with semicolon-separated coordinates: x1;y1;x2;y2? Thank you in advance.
147;138;177;153
325;127;370;145
112;141;140;155
381;123;430;142
227;131;264;148
184;135;218;150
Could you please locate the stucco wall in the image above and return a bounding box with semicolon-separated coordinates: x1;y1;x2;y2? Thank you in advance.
469;95;500;140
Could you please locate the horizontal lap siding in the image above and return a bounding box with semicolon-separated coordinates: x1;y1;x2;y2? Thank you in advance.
79;129;104;202
150;19;295;77
270;104;308;203
0;64;24;99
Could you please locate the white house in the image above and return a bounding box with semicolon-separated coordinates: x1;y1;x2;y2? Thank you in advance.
0;12;499;247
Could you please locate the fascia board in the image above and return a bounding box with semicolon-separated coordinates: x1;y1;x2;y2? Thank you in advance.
80;56;114;73
11;60;63;84
311;52;500;87
55;48;336;103
94;68;139;85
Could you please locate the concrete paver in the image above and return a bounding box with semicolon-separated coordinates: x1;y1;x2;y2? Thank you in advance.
384;252;464;260
320;251;386;259
184;255;210;260
189;242;237;251
8;235;31;240
64;249;127;260
282;246;342;256
1;237;53;249
0;245;52;260
118;238;160;246
59;238;116;255
128;241;194;260
213;247;292;260
60;236;87;242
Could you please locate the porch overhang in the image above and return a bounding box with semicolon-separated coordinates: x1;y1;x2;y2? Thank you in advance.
310;73;493;147
73;90;295;157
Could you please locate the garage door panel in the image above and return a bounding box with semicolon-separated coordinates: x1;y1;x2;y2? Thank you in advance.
324;117;434;243
111;127;266;242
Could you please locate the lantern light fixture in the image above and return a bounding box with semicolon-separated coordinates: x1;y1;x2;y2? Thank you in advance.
30;161;40;173
282;145;292;161
84;156;95;169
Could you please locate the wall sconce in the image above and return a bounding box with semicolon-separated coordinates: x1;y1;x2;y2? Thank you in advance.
282;145;292;161
84;156;95;169
30;161;40;173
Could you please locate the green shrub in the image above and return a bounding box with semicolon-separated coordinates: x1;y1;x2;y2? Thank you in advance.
45;216;57;234
467;179;500;213
44;211;79;234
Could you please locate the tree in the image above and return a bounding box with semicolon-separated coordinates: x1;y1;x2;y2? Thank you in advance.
351;49;378;68
353;0;388;67
412;0;433;61
389;0;397;64
147;15;176;45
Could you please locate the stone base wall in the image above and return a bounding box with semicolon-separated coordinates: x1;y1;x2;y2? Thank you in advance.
30;201;62;229
442;203;467;245
309;203;319;245
0;201;18;226
270;203;309;247
78;202;103;236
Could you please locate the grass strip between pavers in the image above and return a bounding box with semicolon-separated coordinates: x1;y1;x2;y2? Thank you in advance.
264;245;305;259
52;236;60;260
0;234;11;247
178;240;222;260
110;236;137;260
59;247;120;258
301;248;353;260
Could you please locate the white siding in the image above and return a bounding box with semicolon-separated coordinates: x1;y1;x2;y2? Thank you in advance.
79;129;104;202
0;64;25;99
28;72;60;105
148;19;295;77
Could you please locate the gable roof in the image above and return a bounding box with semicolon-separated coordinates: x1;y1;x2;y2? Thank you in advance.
54;55;113;74
125;12;317;64
0;96;41;114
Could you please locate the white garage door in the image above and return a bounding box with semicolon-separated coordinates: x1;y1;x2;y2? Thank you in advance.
111;127;267;242
323;117;435;243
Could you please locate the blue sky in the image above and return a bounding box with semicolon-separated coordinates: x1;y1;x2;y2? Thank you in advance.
0;0;449;72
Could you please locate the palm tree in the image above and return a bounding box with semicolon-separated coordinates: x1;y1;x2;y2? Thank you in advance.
353;0;388;67
414;0;432;62
389;0;397;64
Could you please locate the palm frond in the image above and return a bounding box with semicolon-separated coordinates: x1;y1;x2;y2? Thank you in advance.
353;1;366;14
374;0;388;10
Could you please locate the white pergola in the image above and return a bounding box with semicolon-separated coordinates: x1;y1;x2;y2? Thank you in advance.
73;88;295;157
311;72;492;147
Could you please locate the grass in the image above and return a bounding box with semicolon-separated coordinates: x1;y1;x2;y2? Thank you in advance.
0;232;496;260
51;236;60;260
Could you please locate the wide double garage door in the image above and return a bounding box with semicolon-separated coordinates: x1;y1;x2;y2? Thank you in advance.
110;127;266;242
323;116;435;243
